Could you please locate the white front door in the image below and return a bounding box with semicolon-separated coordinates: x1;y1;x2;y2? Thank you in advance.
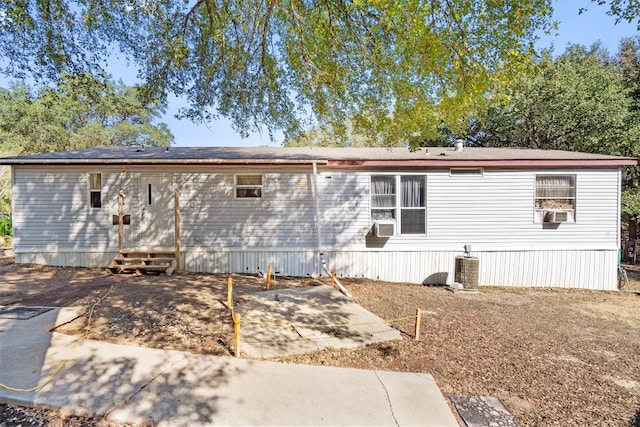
140;175;175;248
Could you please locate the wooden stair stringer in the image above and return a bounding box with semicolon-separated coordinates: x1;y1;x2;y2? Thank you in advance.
109;250;177;275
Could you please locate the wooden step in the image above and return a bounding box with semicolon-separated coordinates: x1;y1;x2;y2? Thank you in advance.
112;257;176;264
110;264;170;271
109;250;177;275
119;251;176;258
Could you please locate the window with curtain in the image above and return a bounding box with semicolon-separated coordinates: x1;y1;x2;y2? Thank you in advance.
400;176;425;234
236;174;263;198
535;175;576;210
371;176;395;220
89;173;102;208
371;175;426;235
535;174;576;223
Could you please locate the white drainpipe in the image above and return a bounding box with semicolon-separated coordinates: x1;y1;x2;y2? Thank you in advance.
312;161;352;298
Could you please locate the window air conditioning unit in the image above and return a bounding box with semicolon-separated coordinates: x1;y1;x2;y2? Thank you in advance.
543;210;569;223
373;221;395;237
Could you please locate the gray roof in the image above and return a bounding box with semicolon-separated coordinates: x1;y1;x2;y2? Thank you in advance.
0;146;635;166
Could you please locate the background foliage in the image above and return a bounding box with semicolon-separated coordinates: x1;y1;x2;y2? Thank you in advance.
0;0;557;145
0;212;10;248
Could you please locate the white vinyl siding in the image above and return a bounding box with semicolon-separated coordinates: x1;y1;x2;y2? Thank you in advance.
13;169;111;251
417;168;617;251
10;166;622;289
316;172;370;247
180;171;317;249
320;249;617;290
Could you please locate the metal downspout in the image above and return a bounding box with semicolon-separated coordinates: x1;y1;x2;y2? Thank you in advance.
617;167;623;286
312;162;323;257
312;162;352;298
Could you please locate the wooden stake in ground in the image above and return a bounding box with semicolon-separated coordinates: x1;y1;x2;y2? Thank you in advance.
266;265;272;290
227;277;233;312
233;313;241;358
414;308;421;341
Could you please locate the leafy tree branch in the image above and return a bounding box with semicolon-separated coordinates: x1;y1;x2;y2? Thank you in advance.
0;0;556;144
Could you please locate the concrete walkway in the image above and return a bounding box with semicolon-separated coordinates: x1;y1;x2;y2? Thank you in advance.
240;285;402;358
0;307;459;426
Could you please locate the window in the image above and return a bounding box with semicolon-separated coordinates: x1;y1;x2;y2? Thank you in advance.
400;176;426;234
371;175;426;235
450;168;483;176
371;176;395;220
236;174;263;198
535;175;576;222
89;173;102;208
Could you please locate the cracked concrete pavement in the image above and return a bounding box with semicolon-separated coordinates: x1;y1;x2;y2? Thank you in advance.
0;296;458;426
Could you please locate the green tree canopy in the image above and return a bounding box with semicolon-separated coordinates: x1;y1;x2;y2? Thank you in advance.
0;0;556;145
460;44;635;155
0;73;173;154
618;37;640;112
616;37;640;220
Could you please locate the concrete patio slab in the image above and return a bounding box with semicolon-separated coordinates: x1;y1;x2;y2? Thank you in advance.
239;285;402;358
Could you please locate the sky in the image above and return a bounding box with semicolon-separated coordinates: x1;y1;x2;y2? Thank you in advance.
164;0;639;148
541;1;638;54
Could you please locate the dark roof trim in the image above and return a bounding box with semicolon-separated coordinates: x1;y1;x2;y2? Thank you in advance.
1;146;636;167
2;159;329;166
328;159;638;168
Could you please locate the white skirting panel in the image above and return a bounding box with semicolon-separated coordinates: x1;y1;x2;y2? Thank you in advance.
16;251;117;268
322;249;618;290
182;250;320;277
15;249;618;290
183;249;618;290
322;250;457;284
478;250;618;290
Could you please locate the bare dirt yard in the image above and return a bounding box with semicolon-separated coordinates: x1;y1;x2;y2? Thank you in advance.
1;254;639;426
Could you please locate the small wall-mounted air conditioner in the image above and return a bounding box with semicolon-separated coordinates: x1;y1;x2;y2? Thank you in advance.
373;220;395;237
543;210;569;223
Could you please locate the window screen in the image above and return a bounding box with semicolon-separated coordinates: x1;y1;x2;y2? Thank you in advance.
371;176;395;220
236;174;263;198
400;176;425;234
535;175;576;210
89;173;102;208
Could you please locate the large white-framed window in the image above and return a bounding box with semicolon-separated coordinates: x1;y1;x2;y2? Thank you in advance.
89;172;102;208
534;174;576;223
235;174;263;198
371;175;426;235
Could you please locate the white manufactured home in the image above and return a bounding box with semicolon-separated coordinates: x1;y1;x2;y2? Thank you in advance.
1;146;636;290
